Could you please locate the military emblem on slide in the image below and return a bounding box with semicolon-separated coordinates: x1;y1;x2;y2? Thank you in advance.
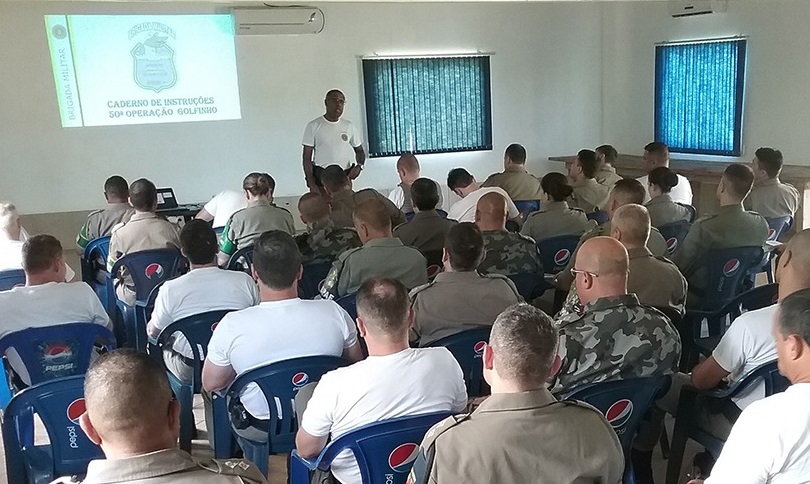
389;443;420;473
130;22;177;93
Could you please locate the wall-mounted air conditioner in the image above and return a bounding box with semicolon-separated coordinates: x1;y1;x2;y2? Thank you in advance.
232;6;324;35
669;0;728;18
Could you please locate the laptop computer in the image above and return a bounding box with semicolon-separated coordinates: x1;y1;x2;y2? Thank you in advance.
156;187;179;210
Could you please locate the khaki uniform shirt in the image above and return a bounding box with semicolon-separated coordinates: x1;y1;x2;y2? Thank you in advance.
568;178;611;213
409;389;624;484
409;271;521;346
595;164;623;189
553;294;681;392
645;193;693;228
393;211;457;258
479;229;543;276
745;177;800;219
320;237;428;298
671;204;769;293
627;247;688;317
57;448;266;483
521;201;592;242
329;189;406;229
481;165;543;201
76;203;134;249
295;219;361;265
219;200;295;256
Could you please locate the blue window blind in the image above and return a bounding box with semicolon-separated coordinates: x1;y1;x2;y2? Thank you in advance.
362;56;493;158
655;39;746;156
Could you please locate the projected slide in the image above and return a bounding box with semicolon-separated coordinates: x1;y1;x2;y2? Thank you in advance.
44;14;241;127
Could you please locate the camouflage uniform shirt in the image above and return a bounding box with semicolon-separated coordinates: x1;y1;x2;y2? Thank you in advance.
479;229;543;276
295;219;360;265
552;294;681;393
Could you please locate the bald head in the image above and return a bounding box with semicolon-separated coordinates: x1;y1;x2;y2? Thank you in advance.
298;192;330;224
396;154;420;184
353;198;392;242
475;192;508;230
574;236;629;305
611;204;651;249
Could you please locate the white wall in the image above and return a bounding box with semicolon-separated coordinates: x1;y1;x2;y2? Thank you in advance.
0;1;603;214
601;0;810;165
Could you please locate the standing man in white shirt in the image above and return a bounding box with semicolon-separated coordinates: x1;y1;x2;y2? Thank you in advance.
302;89;366;193
446;168;520;223
146;220;260;383
296;277;467;484
638;142;693;204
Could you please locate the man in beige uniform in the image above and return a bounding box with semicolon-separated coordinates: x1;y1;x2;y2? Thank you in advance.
107;178;180;305
321;164;405;228
481;143;542;201
672;163;769;304
393;178;456;265
611;204;687;317
409;303;624;484
595;144;623;189
410;222;521;346
66;349;266;484
320;198;427;299
76;175;134;250
568;149;611;212
745;147;800;220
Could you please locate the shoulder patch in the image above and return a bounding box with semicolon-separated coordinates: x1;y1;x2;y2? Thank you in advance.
197;458;266;481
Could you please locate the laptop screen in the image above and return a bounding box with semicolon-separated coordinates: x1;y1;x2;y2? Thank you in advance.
156;188;178;210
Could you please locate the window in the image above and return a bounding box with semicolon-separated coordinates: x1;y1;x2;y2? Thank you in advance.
362;55;492;158
655;39;747;157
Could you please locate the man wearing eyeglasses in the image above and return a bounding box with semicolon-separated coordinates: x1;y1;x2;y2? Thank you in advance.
550;236;681;392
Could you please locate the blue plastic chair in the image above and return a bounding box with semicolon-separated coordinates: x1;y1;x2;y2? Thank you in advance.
0;268;26;291
80;237;112;313
665;361;789;484
657;221;692;256
151;309;233;452
506;272;546;301
692;246;764;311
429;327;491;398
210;356;349;474
2;375;102;484
562;375;671;484
299;262;333;300
226;246;255;275
586;211;609;224
336;293;358;320
536;235;581;275
758;216;794;283
110;249;186;351
514;200;541;221
290;412;452;484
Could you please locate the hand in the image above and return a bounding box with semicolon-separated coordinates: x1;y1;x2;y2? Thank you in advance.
347;164;363;180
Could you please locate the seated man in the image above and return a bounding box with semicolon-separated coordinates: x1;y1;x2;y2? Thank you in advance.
387;153;443;212
0;235;109;386
296;278;467;484
393;178;457;264
410;223;521;346
76;175;134;250
672;164;769;303
552;237;681;392
146;220;260;383
481;143;543;202
320;199;427;299
78;350;267;483
690;289;810;483
446;168;520;223
321;164;405;228
638;141;693;204
295;192;360;265
202;231;363;438
594;144;623;189
475;192;542;276
196;189;247;228
611;204;687;316
107;178;181;305
745;147;800;220
410;304;624;483
567;149;611;212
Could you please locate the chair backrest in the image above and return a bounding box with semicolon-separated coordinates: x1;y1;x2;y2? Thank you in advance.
563;376;670;453
226;246;255;274
110;248;186;302
158;310;233;390
80;236;111;283
436;209;448;219
506;272;545;302
657;221;692;256
0;268;26;291
429;327;491;398
299;262;333;300
225;356;348;453
2;375;102;482
336;293;358;320
536;235;581;274
728;361;790;398
697;283;779;342
0;323;115;385
315;412;452;484
700;247;764;309
678;203;697;222
765;216;793;242
586;211;609;224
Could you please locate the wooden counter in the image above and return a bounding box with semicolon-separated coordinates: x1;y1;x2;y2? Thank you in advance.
549;154;810;231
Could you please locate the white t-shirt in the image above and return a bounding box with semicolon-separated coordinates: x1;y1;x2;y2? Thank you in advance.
302;116;362;168
706;383;810;484
206;298;358;419
388;181;445;212
639;173;693;205
712;304;779;410
447;186;520;223
149;266;259;357
203;191;247;228
301;347;467;484
0;282;109;384
0;239;76;281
